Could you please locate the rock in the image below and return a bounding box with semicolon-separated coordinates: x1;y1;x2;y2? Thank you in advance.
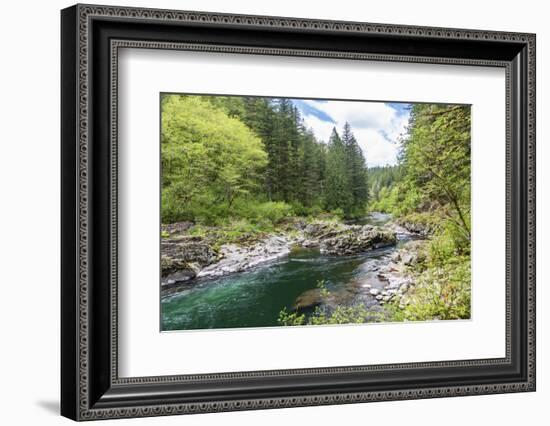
161;239;217;275
294;289;322;311
292;219;308;231
387;276;411;290
161;262;202;286
320;225;396;255
198;235;291;278
375;295;384;301
302;238;319;248
396;219;432;236
294;285;359;312
402;253;417;266
377;272;388;281
369;288;380;296
161;221;194;236
391;252;401;262
303;221;340;238
387;262;400;272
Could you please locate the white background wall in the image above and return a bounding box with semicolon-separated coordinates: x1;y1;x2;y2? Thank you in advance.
0;0;547;424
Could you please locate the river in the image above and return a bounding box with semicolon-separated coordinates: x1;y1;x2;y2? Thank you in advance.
161;213;411;331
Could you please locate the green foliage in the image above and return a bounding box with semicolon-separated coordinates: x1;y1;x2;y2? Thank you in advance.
161;95;267;223
278;307;306;326
394;255;471;321
401;104;471;237
230;200;294;225
307;305;373;325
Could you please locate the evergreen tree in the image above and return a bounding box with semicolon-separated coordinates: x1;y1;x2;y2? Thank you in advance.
342;122;369;213
325;127;353;214
300;129;323;207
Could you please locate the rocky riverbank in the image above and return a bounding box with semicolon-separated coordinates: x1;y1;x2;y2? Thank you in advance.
161;218;398;287
364;240;427;309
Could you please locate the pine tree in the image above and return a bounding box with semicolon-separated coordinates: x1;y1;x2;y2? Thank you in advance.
341;122;369;213
300;129;322;207
325;127;353;215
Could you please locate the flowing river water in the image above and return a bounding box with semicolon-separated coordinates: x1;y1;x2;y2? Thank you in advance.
161;213;411;331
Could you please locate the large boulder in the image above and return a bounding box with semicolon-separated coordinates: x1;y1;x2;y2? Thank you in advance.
303;221;344;241
396;218;432;236
320;225;396;255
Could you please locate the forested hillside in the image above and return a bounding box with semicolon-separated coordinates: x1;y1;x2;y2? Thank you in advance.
161;94;370;225
368;165;402;207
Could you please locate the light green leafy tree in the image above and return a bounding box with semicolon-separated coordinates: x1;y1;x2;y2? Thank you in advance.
161;95;267;222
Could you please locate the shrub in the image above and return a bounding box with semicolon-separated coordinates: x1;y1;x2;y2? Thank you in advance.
330;208;345;220
394;255;471;321
253;201;294;224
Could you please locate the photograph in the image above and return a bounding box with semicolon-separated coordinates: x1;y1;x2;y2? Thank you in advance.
160;94;472;331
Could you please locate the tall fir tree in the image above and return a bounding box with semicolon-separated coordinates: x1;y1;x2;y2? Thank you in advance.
325;127;353;215
342;122;369;213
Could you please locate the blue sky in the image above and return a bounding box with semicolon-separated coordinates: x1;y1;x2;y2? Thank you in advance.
290;99;411;167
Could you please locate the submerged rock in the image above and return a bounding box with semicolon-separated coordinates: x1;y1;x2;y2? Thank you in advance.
293;283;361;312
294;288;323;311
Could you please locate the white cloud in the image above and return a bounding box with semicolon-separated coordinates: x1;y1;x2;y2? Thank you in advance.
355;129;400;169
297;100;410;167
301;114;336;145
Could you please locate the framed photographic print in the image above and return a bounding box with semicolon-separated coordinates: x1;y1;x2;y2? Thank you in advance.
61;4;536;421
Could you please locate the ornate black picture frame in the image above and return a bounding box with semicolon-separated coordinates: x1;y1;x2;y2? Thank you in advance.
61;3;536;421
